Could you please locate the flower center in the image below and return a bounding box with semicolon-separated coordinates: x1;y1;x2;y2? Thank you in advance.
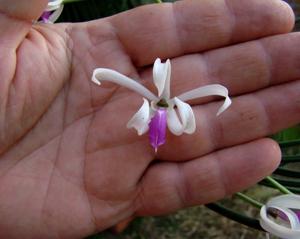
156;98;169;108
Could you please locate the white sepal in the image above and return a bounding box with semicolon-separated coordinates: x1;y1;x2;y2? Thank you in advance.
264;194;300;215
92;68;158;101
153;58;171;99
217;96;232;116
177;84;231;116
127;98;151;135
48;4;64;23
167;97;196;135
260;194;300;239
46;0;63;11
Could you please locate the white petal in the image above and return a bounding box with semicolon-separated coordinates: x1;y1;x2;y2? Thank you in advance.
48;4;64;23
167;97;196;136
265;194;300;215
127;98;151;135
174;98;196;134
177;84;231;116
46;0;63;11
153;58;171;99
92;68;158;101
167;108;184;136
260;194;300;239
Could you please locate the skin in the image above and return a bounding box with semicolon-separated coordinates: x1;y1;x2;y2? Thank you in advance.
0;0;299;238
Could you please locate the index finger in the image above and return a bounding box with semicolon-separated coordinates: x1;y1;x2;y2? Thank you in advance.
107;0;294;66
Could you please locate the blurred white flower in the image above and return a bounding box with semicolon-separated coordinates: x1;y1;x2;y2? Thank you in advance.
260;194;300;239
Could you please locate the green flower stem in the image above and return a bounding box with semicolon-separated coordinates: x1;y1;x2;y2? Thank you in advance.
279;139;300;148
271;177;300;187
206;203;263;231
274;167;300;178
259;181;300;193
235;192;263;209
281;155;300;164
265;176;293;194
63;0;87;4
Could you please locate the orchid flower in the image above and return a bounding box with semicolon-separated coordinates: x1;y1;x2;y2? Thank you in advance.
39;0;64;23
92;58;231;151
260;194;300;239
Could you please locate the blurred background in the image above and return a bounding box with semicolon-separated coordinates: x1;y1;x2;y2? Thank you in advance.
56;1;300;238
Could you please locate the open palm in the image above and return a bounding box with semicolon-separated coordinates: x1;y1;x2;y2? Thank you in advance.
0;0;299;238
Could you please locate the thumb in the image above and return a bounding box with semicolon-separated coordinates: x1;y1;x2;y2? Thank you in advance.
0;0;48;21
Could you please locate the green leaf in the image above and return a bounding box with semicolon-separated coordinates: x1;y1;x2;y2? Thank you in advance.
58;0;176;23
205;203;263;231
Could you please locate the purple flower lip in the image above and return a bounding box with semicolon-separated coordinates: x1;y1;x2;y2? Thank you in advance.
149;108;167;152
267;207;300;222
38;1;64;24
40;11;52;23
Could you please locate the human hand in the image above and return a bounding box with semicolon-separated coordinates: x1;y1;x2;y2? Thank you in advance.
0;0;298;238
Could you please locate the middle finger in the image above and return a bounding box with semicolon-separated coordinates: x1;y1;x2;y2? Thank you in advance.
140;32;300;103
